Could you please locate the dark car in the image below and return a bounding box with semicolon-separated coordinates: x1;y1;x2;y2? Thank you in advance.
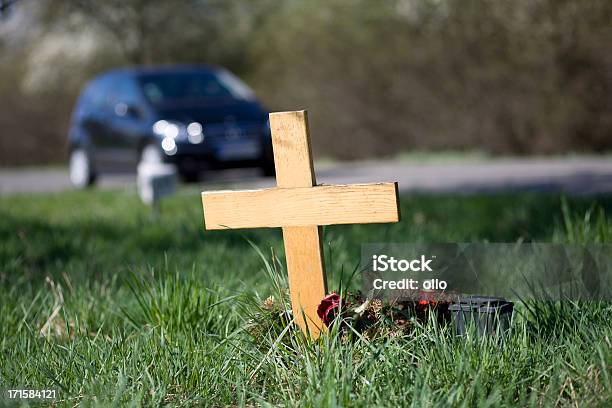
68;65;274;187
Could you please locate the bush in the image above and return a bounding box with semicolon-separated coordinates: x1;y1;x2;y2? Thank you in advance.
1;0;611;165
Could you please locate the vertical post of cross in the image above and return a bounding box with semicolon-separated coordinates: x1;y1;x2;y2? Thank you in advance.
269;111;328;337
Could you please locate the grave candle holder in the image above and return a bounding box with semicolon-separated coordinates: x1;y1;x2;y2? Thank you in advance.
449;296;514;337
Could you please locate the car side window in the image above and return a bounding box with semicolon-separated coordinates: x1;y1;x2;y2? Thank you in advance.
75;77;110;118
94;76;114;112
108;76;144;119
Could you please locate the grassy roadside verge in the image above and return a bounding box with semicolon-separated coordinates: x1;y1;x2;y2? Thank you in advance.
0;190;611;406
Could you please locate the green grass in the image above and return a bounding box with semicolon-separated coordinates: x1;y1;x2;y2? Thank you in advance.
0;189;611;406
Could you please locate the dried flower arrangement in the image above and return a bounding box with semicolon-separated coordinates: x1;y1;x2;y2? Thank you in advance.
249;289;459;341
317;291;458;336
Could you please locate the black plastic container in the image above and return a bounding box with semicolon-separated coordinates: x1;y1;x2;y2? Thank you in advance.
449;296;513;336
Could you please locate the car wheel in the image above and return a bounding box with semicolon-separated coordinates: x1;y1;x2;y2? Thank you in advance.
69;148;96;188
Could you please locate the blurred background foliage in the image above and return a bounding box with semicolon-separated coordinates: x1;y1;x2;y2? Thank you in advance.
0;0;611;165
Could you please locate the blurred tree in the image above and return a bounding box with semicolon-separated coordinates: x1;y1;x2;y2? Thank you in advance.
38;0;275;69
248;0;612;158
0;0;611;166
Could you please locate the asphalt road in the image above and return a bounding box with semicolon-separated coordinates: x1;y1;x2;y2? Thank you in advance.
2;157;612;196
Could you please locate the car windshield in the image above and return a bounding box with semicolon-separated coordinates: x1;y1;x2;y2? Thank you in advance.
138;70;255;105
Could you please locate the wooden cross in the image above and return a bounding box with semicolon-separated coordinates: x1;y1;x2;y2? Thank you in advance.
201;111;400;337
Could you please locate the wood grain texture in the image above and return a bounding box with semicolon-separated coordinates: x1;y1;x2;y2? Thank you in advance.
270;111;325;337
282;226;326;336
201;183;400;230
269;111;316;187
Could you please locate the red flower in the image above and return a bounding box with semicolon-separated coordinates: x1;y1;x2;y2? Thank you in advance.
317;293;341;327
418;291;438;304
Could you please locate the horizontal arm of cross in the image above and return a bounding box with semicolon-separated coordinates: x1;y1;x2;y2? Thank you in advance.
202;182;400;230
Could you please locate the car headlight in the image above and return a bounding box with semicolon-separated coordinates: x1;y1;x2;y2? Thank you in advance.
186;122;204;144
153;120;204;144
